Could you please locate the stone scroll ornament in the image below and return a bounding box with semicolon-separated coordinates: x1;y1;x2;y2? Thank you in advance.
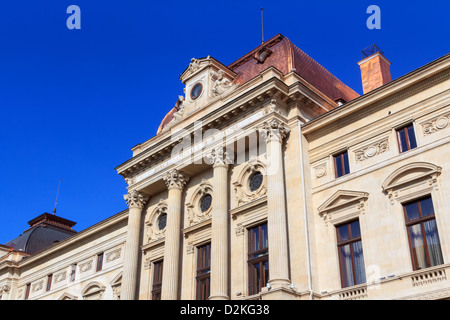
123;190;149;209
260;118;291;142
162;169;189;190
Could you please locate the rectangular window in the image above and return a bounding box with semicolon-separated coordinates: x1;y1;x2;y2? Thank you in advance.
70;264;77;282
96;253;104;272
248;223;269;295
196;243;211;300
396;123;417;153
403;196;443;270
334;151;350;178
151;260;163;300
46;274;53;292
336;220;366;288
24;283;31;300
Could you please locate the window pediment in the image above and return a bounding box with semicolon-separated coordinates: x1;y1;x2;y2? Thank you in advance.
382;162;441;192
318;190;368;226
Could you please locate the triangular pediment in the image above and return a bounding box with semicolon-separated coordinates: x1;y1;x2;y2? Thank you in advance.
318;190;369;214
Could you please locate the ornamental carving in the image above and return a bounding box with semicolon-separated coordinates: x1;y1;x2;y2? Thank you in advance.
106;247;122;263
186;179;213;226
163;169;189;190
233;157;267;207
32;280;43;293
124;190;149;209
354;138;389;162
210;69;234;97
54;271;67;284
260;118;290;143
188;58;200;72
206;146;232;168
145;199;168;243
314;163;327;179
422;113;450;135
79;260;93;273
263;99;284;116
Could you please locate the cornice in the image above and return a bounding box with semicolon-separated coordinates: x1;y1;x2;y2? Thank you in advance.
302;53;450;139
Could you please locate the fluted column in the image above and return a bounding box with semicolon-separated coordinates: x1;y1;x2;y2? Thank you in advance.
161;169;189;300
261;118;291;288
122;189;149;300
208;146;232;300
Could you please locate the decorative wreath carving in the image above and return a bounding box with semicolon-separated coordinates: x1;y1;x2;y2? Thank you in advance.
186;179;213;226
233;156;267;207
145;199;168;243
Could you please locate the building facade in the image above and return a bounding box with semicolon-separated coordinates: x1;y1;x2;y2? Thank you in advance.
1;34;450;300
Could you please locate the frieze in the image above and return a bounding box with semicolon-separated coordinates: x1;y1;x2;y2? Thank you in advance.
422;112;450;135
354;138;389;162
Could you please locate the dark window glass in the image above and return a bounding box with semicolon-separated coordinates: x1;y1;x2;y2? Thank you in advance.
200;194;212;213
158;213;167;230
249;171;263;192
24;283;31;300
196;243;211;300
403;196;443;270
191;83;203;100
152;260;163;300
334;151;350;178
248;223;269;295
397;124;417;153
46;274;52;292
336;220;366;288
96;253;104;272
70;264;76;282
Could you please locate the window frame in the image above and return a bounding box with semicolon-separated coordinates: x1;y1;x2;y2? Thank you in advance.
402;196;443;271
396;123;417;153
333;150;350;178
196;243;211;300
151;260;163;300
247;223;269;296
336;219;366;288
96;253;104;272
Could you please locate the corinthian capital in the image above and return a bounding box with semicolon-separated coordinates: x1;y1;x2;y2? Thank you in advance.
124;190;149;209
260;118;290;143
163;169;190;190
207;146;232;168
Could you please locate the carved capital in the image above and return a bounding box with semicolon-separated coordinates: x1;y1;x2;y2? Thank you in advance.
163;169;189;190
260;118;290;143
207;146;232;168
124;190;149;209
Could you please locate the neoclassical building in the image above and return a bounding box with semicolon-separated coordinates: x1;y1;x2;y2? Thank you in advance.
1;34;450;300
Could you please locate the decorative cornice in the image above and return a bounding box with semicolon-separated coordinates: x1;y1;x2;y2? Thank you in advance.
162;169;190;190
123;190;149;209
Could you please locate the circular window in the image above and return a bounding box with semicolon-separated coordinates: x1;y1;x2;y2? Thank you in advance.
200;194;212;213
157;213;167;231
190;83;203;100
249;171;263;192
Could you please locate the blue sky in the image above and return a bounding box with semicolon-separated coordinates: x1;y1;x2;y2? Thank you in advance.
0;0;449;243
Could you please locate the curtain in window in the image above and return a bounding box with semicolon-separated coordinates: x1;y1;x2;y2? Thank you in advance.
409;224;427;269
339;245;353;287
352;241;366;284
424;220;444;266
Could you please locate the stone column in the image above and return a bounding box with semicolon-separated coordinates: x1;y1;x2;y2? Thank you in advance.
161;169;189;300
122;189;149;300
208;146;232;300
261;118;291;288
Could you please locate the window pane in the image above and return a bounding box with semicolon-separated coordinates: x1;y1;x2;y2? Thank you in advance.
398;129;408;152
339;245;354;287
404;202;420;221
337;225;349;242
264;261;269;288
261;224;268;249
420;197;434;217
407;125;417;149
251;227;259;253
423;219;444;267
343;152;350;175
335;155;343;177
350;221;361;238
408;224;427;269
352;241;366;285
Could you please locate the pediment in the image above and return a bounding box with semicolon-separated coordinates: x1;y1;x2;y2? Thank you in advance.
59;292;78;300
179;56;236;84
382;162;441;192
318;190;369;215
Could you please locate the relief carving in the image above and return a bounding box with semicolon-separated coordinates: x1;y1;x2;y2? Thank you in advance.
354;138;389;162
233;157;267;207
422;113;450;135
210;69;234;97
186;179;213;226
145;199;168;243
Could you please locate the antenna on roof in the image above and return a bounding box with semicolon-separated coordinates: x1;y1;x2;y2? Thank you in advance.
260;7;264;44
53;178;61;215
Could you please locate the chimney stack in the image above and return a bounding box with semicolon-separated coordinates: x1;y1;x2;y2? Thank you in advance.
358;45;392;94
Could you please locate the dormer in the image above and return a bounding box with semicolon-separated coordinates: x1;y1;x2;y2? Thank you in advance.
179;56;237;116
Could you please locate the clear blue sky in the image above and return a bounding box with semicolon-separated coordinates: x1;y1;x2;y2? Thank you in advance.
0;0;449;243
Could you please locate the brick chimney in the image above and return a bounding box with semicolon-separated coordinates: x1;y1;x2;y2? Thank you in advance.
358;45;392;94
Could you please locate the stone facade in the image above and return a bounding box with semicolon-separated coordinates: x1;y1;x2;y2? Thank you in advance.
1;34;449;300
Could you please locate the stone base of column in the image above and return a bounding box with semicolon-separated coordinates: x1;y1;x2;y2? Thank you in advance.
268;278;291;289
209;294;229;300
260;286;300;300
